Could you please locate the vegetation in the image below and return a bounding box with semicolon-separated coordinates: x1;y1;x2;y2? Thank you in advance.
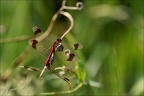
0;0;143;95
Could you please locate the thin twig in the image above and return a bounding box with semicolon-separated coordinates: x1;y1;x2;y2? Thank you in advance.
60;11;74;40
0;36;32;43
62;0;66;6
63;6;81;10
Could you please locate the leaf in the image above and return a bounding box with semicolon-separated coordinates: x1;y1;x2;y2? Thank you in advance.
75;60;86;82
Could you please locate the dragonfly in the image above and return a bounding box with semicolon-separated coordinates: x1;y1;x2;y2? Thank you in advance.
20;26;83;87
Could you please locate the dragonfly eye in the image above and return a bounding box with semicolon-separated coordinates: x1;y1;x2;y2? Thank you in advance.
57;38;62;42
32;26;41;36
57;44;64;51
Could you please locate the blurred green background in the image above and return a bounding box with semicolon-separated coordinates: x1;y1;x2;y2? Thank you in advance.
0;0;143;96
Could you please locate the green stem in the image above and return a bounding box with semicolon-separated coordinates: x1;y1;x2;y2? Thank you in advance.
0;36;32;43
40;82;83;95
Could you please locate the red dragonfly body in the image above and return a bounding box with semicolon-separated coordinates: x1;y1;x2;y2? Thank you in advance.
45;38;62;66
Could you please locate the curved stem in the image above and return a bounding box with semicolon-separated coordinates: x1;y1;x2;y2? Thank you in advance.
60;11;74;40
35;7;63;42
40;82;83;95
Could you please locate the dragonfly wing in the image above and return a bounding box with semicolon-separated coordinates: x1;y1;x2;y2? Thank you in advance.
29;27;60;55
73;43;83;50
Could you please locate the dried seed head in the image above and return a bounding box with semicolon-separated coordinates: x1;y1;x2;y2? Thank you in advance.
59;71;65;76
76;2;84;10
